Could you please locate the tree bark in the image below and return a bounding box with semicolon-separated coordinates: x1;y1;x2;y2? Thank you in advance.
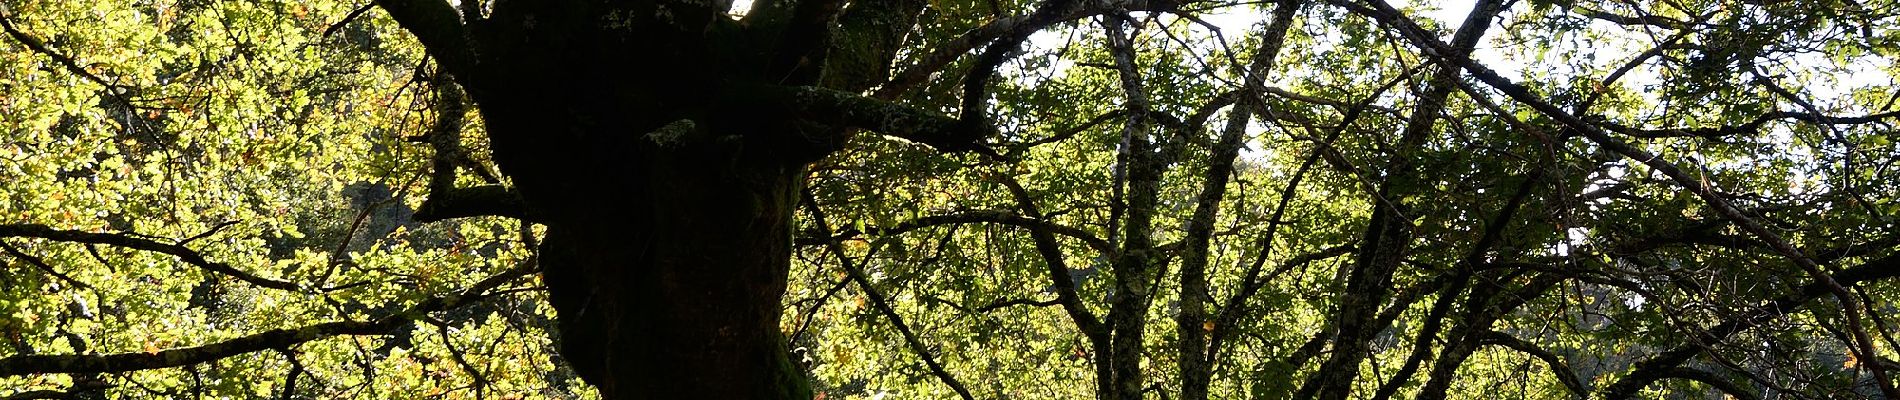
531;142;810;399
1297;2;1503;397
369;0;970;396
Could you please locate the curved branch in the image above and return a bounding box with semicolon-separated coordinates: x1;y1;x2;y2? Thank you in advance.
795;209;1111;255
1593;110;1900;139
800;191;977;400
0;262;532;377
1660;368;1762;400
0;224;302;291
0;319;403;377
956;0;1090;130
873;0;1180;99
374;0;476;75
998;175;1106;336
1474;330;1588;398
1602;251;1900;398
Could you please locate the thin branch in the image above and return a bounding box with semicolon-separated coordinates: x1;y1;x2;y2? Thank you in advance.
973;298;1062;313
1566;5;1689;29
322;3;377;38
874;0;1182;99
176;221;240;247
0;263;531;377
997;174;1107;338
1475;330;1588;398
1593;109;1900;139
3;390;79;400
0;241;95;291
795;209;1111;255
0;224;303;291
0;11;118;91
1602;251;1900;398
1660;368;1762;400
1207;66;1417;368
800;190;976;400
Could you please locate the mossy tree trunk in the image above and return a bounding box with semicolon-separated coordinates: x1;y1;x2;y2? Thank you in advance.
378;0;933;397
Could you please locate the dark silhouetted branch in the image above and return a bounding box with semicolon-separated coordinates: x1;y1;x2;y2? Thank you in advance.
373;0;475;75
415;185;529;222
769;85;999;155
1475;330;1588;397
0;263;533;377
0;240;95;291
1661;368;1762;400
800;190;976;400
0;224;303;291
796;209;1110;255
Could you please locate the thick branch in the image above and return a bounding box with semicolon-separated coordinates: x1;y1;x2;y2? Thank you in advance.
766;0;847;84
770;85;997;154
956;0;1089;130
997;173;1111;386
1179;3;1301;397
414;185;530;222
374;0;476;75
409;76;529;223
822;0;927;91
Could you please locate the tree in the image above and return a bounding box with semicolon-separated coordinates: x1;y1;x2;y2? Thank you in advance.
3;0;1900;399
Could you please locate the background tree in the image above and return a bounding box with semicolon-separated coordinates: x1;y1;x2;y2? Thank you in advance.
3;0;1900;399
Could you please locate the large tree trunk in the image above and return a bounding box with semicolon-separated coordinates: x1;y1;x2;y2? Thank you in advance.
451;5;823;398
373;0;930;396
534;142;810;399
470;64;820;400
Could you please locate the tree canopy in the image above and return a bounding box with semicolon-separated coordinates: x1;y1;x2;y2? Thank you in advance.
3;0;1900;398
